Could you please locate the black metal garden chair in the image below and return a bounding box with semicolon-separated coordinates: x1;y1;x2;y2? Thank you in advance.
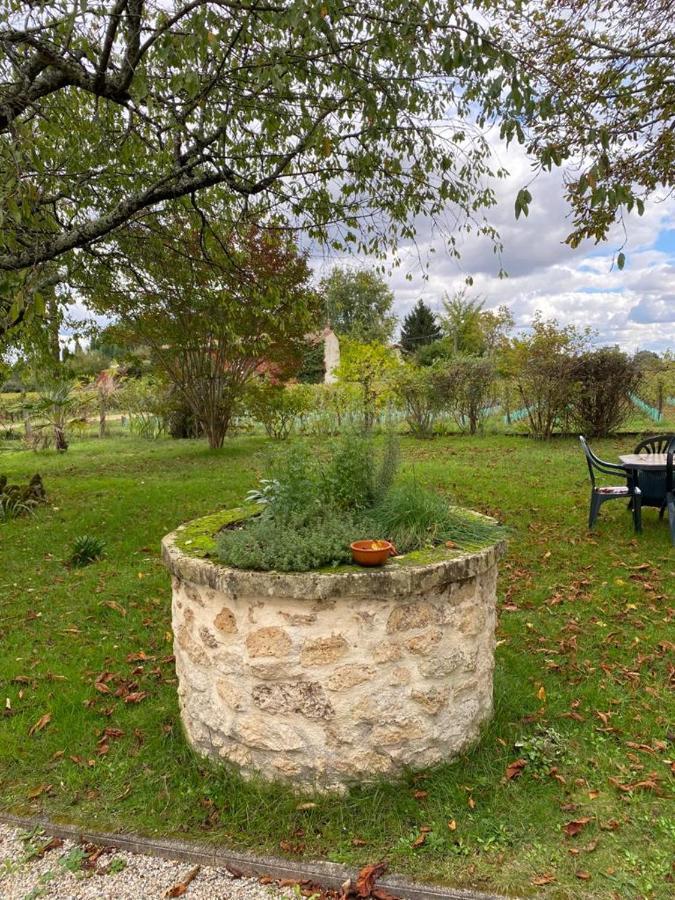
579;436;642;532
631;433;675;517
633;433;675;455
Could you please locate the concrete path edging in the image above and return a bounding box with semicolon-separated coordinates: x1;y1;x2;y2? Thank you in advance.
0;812;515;900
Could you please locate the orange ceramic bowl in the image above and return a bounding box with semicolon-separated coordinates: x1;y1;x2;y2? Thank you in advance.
350;539;395;567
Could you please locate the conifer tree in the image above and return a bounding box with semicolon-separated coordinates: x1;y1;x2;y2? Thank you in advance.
400;300;441;354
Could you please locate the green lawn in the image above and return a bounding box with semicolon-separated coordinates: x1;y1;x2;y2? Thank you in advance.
1;433;673;899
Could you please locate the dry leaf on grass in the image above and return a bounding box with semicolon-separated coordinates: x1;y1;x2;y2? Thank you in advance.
531;873;556;885
505;758;527;780
27;783;52;799
563;817;592;837
124;691;149;704
608;775;659;793
28;712;51;736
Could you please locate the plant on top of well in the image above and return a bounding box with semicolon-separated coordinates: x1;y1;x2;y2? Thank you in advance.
217;432;503;572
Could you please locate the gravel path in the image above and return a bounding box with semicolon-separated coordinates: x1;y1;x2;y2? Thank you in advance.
0;824;296;900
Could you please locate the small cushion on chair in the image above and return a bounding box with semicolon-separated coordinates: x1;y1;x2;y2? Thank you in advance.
596;486;630;495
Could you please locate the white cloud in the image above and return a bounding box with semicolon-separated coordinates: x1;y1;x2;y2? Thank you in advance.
313;135;675;353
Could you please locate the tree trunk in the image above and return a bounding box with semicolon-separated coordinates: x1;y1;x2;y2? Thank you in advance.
99;399;107;438
54;424;68;452
21;388;32;437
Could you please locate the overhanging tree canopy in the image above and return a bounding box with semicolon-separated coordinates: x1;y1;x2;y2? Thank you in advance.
0;0;519;275
1;0;671;337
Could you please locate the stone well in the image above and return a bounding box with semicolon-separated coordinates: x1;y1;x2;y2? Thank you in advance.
162;510;506;792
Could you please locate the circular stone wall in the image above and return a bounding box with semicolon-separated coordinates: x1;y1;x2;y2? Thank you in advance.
162;514;505;792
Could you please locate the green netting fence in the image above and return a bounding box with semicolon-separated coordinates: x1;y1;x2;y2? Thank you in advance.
629;393;663;422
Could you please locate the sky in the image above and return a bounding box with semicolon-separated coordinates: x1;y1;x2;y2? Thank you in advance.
311;136;675;354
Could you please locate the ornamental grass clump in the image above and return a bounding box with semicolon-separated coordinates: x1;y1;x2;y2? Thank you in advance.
371;480;502;553
217;432;502;572
69;534;106;568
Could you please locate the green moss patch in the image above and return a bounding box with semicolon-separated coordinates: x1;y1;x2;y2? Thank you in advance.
174;504;262;558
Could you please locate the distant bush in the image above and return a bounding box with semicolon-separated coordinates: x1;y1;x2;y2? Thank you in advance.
505;315;588;439
393;364;445;438
442;357;496;435
244;379;313;440
571;348;640;437
336;340;400;431
300;382;362;435
119;378;168;439
636;357;675;416
0;377;24;393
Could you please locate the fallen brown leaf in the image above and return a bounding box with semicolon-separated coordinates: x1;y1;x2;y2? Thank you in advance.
28;712;51;736
505;758;527;781
411;832;427;848
356;861;388;897
531;873;556;885
608;775;659;793
104;600;127;616
27;783;52;799
225;864;243;879
165;865;201;897
563;817;592;837
37;837;63;856
575;871;592;881
371;888;400;900
124;691;149;704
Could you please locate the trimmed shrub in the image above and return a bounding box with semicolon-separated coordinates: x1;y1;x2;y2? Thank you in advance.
570;348;640;437
393;365;445;438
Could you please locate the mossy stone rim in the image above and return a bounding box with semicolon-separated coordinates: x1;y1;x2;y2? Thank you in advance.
161;507;506;602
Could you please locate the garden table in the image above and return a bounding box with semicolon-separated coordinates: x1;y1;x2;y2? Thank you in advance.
619;454;668;510
619;453;669;473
